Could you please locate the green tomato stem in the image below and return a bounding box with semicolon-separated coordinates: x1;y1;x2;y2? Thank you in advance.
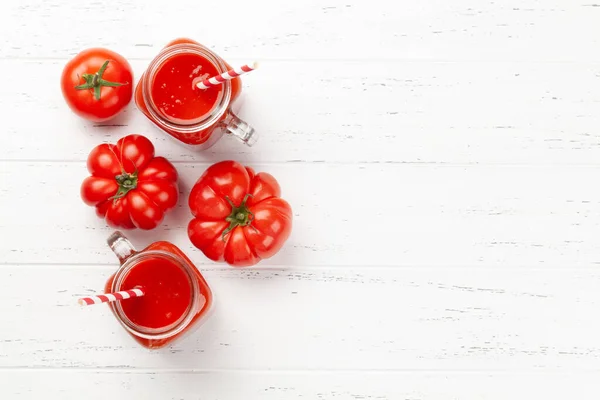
221;194;255;241
74;60;128;100
110;171;138;201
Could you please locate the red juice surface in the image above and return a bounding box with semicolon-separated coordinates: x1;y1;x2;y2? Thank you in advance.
105;241;213;349
151;53;222;125
120;256;192;329
135;38;243;147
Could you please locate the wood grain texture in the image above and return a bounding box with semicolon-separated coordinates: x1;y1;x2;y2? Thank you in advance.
1;0;599;62
2;163;600;267
2;59;600;164
1;0;600;397
2;265;600;370
2;371;600;399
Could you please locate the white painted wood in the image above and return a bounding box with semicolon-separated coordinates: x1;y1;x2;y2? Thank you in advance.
2;371;600;400
2;59;600;164
2;163;600;267
2;265;600;369
1;0;599;62
2;0;600;397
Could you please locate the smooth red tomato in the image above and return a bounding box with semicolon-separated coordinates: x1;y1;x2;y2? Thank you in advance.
61;48;133;122
81;134;179;230
188;161;293;267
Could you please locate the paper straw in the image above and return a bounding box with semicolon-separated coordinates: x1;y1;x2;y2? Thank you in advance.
78;288;144;306
195;62;258;89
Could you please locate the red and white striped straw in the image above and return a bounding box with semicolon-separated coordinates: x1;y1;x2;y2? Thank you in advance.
195;62;259;89
78;288;144;306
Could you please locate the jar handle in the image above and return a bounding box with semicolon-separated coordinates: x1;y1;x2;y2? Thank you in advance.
224;110;258;146
107;231;136;264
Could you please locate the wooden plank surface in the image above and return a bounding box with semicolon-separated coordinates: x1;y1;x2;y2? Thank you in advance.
1;59;600;164
2;265;600;370
2;371;600;400
1;0;599;398
2;163;600;267
1;0;599;62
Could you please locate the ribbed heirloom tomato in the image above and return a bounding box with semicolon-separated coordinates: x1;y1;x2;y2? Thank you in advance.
80;134;179;230
188;161;292;267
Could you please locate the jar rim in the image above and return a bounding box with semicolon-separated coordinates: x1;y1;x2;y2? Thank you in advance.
141;43;232;133
110;250;202;340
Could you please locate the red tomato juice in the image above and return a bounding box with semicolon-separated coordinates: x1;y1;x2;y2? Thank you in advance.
135;38;242;147
105;241;212;349
150;53;223;125
119;256;192;329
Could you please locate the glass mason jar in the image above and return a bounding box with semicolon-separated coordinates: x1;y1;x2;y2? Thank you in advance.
135;38;257;150
104;231;213;349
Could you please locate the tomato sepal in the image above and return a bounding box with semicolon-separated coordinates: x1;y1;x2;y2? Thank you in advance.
110;170;139;201
74;60;129;100
222;194;256;241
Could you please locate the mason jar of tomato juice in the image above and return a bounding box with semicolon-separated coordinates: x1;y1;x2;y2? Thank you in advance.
135;38;257;150
104;231;213;349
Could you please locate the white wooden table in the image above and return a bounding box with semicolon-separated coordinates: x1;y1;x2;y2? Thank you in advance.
1;0;600;398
